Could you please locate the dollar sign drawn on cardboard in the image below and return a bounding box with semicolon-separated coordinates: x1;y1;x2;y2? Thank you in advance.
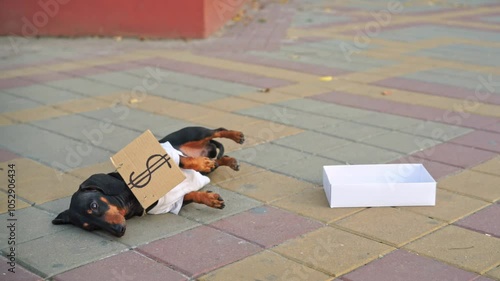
128;153;172;189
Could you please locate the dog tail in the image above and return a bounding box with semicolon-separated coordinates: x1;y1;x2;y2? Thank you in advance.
210;140;225;159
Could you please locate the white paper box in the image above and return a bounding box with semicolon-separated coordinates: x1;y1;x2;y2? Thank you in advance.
323;164;436;208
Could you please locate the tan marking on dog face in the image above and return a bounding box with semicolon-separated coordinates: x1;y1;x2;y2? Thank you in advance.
100;197;126;225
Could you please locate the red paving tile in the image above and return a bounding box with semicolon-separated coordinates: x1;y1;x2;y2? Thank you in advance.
373;77;500;105
210;206;323;248
23;72;75;83
450;130;500;153
412;142;496;168
311;92;499;131
455;204;500;238
136;57;294;88
0;148;20;162
137;225;262;278
390;156;462;180
0;256;42;281
0;77;34;90
341;249;482;281
53;251;187;281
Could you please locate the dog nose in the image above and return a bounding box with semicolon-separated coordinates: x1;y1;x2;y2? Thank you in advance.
114;225;126;237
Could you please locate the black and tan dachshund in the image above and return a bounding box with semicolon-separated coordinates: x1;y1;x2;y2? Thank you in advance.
52;127;244;237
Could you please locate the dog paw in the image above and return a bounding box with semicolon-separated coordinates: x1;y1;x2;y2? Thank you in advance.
204;191;225;209
235;131;245;144
227;157;239;171
199;157;217;173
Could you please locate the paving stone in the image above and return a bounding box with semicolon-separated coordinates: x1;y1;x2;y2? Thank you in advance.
44;78;124;97
272;154;341;184
354;112;422;130
179;185;262;224
273;131;351;154
0;256;43;281
211;206;323;248
413;142;497;169
67;160;116;180
199;250;331;281
455;204;500;238
438;170;500;202
403;189;489;223
238;104;344;130
205;97;262;112
321;121;390;141
36;196;71;215
0;147;19;162
400;120;473;142
53;96;112;114
7;105;68;123
341;249;481;281
234;119;303;143
323;143;403;165
99;213;201;247
208;162;265;185
0;207;70;249
0;124;112;170
335;207;445;247
487;266;500;280
273;226;394;277
191;111;261;129
0;158;82;204
1;227;128;278
471;155;500;176
0;114;14;125
273;188;366;223
451;130;500;153
218;170;313;203
53;250;187;281
0;93;40;113
85;71;146;89
404;225;500;274
390;155;462;180
362;131;440;154
137;225;262;278
0;191;31;214
231;143;309;169
33;113;140;152
280;98;373;120
5;84;82;105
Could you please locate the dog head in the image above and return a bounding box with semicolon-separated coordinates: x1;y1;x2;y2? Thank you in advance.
52;173;143;237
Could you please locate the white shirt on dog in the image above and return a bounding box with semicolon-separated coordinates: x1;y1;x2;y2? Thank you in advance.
146;141;210;215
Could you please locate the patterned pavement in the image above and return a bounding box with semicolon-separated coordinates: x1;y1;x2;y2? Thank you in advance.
1;0;500;280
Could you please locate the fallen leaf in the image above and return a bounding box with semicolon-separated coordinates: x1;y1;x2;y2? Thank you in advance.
129;98;140;104
259;88;270;93
258;18;267;23
382;90;392;96
114;36;122;42
319;76;333;81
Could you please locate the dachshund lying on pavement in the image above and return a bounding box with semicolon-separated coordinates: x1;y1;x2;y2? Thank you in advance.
52;127;244;237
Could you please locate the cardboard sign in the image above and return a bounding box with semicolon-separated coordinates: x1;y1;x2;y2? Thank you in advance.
110;130;186;208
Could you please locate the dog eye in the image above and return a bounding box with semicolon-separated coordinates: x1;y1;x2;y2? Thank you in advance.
90;202;99;210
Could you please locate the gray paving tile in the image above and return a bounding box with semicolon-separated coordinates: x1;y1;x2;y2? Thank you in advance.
85;71;146;89
0;207;70;249
81;106;180;133
239;104;343;130
179;185;262;224
355;112;422;130
322;121;390;141
0;124;111;171
273;131;351;154
5;84;82;105
37;196;71;215
278;99;374;120
149;84;227;104
43;78;124;97
271;154;341;184
230;143;309;169
362;131;441;154
32;113;139;152
324;143;403;164
1;228;128;278
96;213;201;247
400;120;473;141
0;92;41;113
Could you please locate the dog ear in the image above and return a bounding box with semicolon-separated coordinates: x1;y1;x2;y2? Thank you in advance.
52;210;71;225
79;173;127;196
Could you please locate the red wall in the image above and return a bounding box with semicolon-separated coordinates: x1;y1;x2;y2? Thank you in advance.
0;0;247;38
